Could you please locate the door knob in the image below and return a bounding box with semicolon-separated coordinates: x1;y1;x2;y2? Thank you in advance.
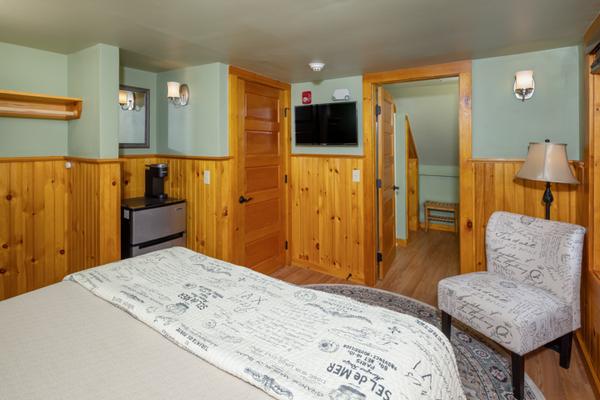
239;195;253;204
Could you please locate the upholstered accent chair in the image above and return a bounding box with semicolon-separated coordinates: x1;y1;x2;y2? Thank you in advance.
438;211;585;400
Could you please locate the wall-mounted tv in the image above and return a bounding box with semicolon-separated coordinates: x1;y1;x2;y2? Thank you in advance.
295;102;358;146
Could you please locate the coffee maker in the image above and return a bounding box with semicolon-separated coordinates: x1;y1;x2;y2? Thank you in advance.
145;163;168;200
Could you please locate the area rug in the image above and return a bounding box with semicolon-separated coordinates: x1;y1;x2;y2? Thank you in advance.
305;284;545;400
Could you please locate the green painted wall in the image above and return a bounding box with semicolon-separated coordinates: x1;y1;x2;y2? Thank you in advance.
387;80;459;166
291;76;363;155
0;42;68;157
68;44;119;158
157;63;228;156
119;67;158;155
418;165;459;223
389;80;459;237
472;46;581;160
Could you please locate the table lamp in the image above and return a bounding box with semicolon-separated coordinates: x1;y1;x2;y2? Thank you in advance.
515;140;579;220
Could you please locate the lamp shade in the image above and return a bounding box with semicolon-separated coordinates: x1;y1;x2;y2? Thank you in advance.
515;70;534;90
167;81;181;98
118;90;129;105
516;142;578;184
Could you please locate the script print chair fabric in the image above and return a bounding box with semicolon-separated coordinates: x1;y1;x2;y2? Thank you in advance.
438;211;585;400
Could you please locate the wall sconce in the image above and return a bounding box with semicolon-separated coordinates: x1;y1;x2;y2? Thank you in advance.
119;90;135;111
167;81;190;106
119;90;143;111
514;70;535;101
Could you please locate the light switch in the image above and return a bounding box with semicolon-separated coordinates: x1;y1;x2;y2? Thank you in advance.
352;169;361;182
204;170;210;184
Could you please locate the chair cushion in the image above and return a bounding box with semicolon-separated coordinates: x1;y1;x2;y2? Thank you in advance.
438;272;572;355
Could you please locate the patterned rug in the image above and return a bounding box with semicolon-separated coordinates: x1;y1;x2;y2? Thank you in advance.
306;284;545;400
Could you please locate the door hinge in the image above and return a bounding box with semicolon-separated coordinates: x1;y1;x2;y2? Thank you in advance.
375;105;382;116
376;178;382;189
284;174;288;183
377;252;383;262
284;107;289;118
285;240;289;250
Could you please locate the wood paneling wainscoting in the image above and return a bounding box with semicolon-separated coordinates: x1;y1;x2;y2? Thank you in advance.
120;155;234;262
470;159;583;272
289;155;366;283
69;158;121;271
0;156;121;301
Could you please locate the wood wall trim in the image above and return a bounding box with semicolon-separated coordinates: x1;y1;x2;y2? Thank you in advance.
363;60;472;84
363;60;473;281
290;154;365;159
0;156;66;163
579;48;600;397
119;154;232;161
228;66;291;90
66;157;122;164
470;158;583;165
290;259;366;284
576;332;600;398
584;12;600;48
396;239;407;247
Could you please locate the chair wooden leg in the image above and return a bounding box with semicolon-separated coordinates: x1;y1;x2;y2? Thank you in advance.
511;352;525;400
559;332;573;369
441;311;451;340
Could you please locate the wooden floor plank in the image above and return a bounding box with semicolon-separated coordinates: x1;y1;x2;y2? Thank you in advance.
271;229;597;400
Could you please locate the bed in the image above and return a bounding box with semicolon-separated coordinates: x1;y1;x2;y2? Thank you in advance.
0;247;465;400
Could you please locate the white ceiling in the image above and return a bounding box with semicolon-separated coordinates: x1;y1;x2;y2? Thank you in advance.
0;0;598;82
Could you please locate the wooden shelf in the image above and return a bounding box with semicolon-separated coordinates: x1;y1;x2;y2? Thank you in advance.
0;90;82;120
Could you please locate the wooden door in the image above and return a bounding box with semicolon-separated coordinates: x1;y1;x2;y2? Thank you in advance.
377;87;396;278
237;80;286;274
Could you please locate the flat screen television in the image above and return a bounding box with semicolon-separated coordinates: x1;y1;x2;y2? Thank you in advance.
295;102;358;146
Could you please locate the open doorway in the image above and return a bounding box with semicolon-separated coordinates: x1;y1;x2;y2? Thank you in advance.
386;77;460;243
372;65;469;292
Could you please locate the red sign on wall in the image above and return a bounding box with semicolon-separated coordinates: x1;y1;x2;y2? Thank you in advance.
302;91;312;104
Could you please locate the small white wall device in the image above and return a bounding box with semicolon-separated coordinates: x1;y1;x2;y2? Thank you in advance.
332;88;351;101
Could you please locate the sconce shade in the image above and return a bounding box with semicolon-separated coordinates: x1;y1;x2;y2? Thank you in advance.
118;90;129;105
167;81;181;98
515;70;534;90
516;142;578;184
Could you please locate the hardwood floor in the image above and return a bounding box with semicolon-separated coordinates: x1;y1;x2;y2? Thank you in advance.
271;229;598;400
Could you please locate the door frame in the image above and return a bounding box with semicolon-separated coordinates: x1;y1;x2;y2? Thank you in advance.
363;60;473;285
228;66;292;268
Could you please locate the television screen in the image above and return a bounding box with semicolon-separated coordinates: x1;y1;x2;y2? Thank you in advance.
295;102;358;145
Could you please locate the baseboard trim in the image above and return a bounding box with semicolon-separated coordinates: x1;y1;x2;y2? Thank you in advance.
119;153;232;161
396;239;408;247
576;331;600;398
290;259;366;284
419;222;457;233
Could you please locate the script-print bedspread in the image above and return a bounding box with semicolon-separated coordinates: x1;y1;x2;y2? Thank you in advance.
65;247;465;400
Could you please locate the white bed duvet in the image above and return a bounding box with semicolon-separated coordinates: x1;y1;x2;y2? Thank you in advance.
64;247;465;400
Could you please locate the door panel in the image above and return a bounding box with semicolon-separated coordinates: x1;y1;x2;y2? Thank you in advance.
238;79;285;273
246;166;279;192
377;87;396;278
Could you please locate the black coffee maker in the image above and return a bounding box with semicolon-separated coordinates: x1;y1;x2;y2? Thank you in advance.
145;163;168;200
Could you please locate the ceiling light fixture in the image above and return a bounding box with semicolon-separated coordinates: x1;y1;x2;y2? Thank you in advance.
309;62;325;72
167;81;190;107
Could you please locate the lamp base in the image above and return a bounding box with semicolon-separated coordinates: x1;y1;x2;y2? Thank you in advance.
543;182;553;220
